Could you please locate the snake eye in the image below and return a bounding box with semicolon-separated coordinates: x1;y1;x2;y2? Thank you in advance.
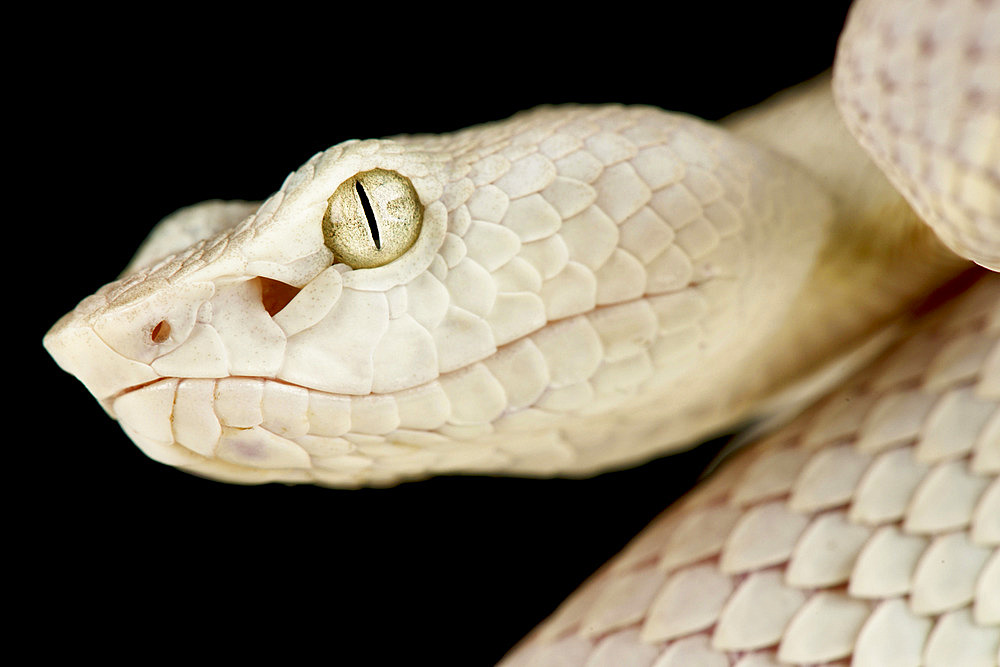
323;169;423;268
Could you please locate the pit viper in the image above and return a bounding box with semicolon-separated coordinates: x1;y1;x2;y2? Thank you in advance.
44;0;998;663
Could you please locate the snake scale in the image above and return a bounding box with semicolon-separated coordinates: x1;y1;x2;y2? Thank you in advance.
40;0;997;663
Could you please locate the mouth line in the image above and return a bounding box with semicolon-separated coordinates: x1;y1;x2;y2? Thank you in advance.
106;377;167;404
105;374;358;408
103;375;318;421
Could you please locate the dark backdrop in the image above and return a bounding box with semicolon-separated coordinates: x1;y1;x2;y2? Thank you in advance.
26;3;853;663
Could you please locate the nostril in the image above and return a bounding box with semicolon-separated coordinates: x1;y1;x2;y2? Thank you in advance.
150;320;171;344
258;277;301;318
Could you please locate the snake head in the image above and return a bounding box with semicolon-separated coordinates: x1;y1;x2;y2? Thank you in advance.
44;106;830;487
43;137;458;485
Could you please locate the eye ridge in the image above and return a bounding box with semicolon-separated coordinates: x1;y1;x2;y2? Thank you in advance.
354;179;381;250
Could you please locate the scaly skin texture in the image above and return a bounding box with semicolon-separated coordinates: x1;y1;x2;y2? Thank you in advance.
47;104;843;486
41;0;998;663
501;270;999;665
834;0;1000;270
500;2;1000;662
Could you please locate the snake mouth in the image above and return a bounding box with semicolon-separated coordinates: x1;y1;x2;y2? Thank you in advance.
104;371;507;487
102;377;173;418
110;377;165;398
106;373;322;420
107;375;335;478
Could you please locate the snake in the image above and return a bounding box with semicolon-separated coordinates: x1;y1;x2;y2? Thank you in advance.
43;0;998;663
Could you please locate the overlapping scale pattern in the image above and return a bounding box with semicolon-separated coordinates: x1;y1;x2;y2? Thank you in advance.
834;0;1000;270
501;274;1000;666
99;104;830;486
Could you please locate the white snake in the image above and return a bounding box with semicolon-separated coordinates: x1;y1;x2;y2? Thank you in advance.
44;0;998;663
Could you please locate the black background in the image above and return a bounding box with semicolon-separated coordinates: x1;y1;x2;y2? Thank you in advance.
24;3;853;663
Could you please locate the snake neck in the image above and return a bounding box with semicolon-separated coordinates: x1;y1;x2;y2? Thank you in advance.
722;73;970;411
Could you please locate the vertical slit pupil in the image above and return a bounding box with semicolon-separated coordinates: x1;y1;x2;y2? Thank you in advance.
355;180;381;250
